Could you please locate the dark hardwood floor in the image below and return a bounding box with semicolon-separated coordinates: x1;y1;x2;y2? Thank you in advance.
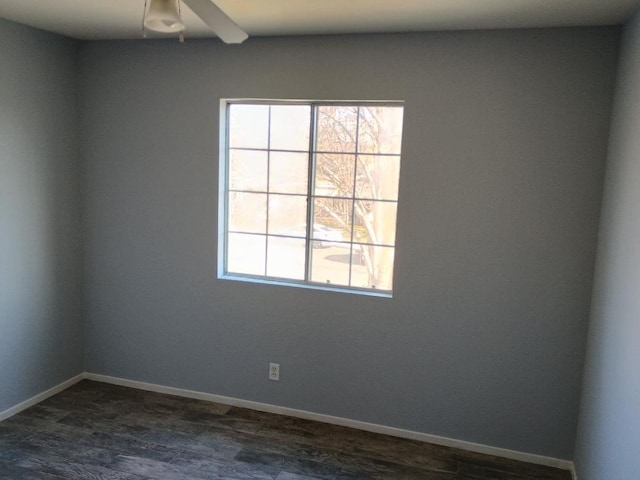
0;381;570;479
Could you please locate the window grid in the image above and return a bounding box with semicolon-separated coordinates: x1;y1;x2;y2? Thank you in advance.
223;100;402;294
263;106;270;278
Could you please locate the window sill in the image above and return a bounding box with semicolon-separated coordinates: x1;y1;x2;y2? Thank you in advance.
218;273;393;298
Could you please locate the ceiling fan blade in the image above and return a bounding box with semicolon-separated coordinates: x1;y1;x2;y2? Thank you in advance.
182;0;248;44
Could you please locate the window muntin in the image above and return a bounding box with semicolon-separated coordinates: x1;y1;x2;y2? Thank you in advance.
222;101;403;295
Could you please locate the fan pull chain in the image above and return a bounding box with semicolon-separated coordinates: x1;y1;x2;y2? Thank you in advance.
178;0;185;43
142;0;148;38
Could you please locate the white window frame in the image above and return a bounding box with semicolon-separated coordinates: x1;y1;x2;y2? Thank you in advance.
217;99;403;297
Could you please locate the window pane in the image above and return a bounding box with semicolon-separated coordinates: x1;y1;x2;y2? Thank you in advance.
351;244;395;291
268;194;307;236
229;104;269;149
229;192;267;233
315;153;356;198
316;106;358;153
310;246;350;287
357;106;404;154
353;200;397;246
348;245;369;288
356;155;400;201
267;236;306;280
269;152;308;194
312;197;352;244
270;105;311;151
227;233;266;276
229;150;268;192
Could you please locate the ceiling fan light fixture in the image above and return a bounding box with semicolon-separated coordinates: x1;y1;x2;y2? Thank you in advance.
144;0;185;33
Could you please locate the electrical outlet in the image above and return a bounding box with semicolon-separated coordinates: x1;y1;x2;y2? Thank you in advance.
269;363;280;381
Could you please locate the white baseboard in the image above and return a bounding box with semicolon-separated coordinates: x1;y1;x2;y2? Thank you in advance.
84;372;573;472
571;464;578;480
0;373;85;422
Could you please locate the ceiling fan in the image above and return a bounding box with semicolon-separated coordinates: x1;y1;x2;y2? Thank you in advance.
143;0;248;44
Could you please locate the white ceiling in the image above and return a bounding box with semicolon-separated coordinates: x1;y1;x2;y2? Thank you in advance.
0;0;638;41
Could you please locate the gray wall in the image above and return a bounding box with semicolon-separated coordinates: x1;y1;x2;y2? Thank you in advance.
574;12;640;479
0;19;83;412
79;28;619;459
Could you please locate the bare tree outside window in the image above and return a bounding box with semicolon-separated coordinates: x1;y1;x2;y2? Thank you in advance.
223;101;403;295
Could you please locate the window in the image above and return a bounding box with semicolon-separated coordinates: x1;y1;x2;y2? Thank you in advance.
219;100;404;295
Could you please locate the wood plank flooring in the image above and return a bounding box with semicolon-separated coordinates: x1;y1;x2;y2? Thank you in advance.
0;381;570;479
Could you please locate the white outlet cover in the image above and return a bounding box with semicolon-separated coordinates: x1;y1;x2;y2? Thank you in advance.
269;363;280;381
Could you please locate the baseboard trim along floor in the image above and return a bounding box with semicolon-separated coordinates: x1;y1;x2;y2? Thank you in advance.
0;373;84;422
83;372;574;473
571;466;579;480
0;372;576;474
